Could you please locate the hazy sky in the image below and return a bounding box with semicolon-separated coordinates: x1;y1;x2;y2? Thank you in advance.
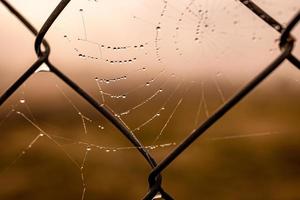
0;0;299;90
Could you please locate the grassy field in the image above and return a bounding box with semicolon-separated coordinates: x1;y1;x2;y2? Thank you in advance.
0;77;300;200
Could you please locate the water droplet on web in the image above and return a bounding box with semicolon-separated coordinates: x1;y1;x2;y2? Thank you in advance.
98;125;105;130
152;193;162;199
275;26;281;31
35;63;50;73
105;149;110;153
146;82;150;86
86;147;91;151
39;133;44;137
19;99;25;104
156;26;161;31
243;0;250;4
78;53;86;59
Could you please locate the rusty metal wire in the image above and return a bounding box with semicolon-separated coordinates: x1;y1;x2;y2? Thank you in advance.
0;0;299;199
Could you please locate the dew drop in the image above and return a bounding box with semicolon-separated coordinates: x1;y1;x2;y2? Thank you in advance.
146;82;150;86
79;53;86;58
86;147;91;151
39;133;44;137
19;99;25;104
105;149;110;153
156;26;161;31
274;25;281;31
98;125;105;130
35;63;50;73
149;146;154;150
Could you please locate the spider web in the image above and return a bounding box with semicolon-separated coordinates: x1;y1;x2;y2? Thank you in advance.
0;0;299;199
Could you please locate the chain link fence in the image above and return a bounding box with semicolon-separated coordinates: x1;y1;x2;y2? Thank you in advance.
0;0;299;199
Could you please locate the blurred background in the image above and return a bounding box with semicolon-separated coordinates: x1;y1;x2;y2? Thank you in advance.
0;0;300;199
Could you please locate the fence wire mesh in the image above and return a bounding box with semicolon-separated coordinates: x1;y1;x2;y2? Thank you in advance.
0;0;299;199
